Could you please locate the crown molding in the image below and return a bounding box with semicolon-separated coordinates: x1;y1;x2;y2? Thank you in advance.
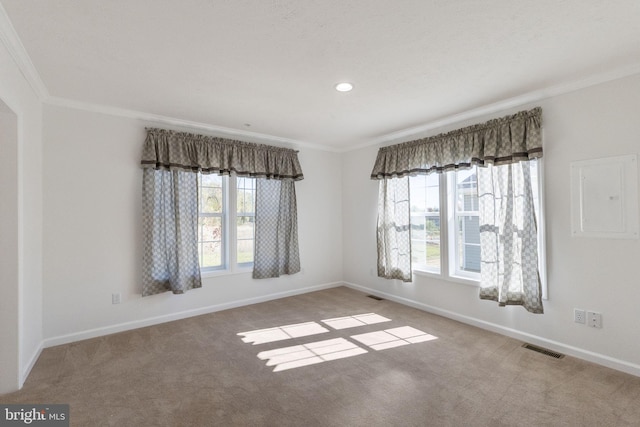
0;2;49;100
348;63;640;152
42;61;640;154
3;0;639;154
45;96;341;153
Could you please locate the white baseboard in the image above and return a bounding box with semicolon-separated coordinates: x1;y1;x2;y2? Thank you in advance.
342;281;640;378
42;281;342;349
21;342;44;387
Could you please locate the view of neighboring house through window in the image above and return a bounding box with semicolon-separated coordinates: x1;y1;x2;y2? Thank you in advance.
409;160;543;283
198;174;256;271
450;167;480;279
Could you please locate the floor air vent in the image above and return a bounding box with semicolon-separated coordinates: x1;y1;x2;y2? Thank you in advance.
522;343;565;359
367;295;384;301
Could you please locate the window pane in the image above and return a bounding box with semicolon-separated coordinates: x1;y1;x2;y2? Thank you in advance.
453;167;480;276
237;214;254;265
237;216;254;239
201;173;222;187
198;173;225;270
456;215;480;273
237;177;256;214
455;168;477;212
409;174;440;272
424;217;441;268
199;216;222;242
236;177;255;265
200;241;222;268
196;173;258;271
201;186;223;213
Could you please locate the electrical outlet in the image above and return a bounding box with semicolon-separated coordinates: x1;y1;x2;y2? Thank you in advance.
586;311;602;328
112;293;121;304
574;309;586;324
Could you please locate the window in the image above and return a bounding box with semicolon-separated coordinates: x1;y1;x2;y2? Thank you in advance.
236;177;256;265
198;174;224;269
449;167;481;279
198;173;256;272
409;173;441;273
409;160;545;286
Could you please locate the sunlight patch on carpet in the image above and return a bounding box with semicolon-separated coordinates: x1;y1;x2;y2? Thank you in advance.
239;314;438;371
237;322;329;345
321;313;391;330
351;326;437;351
257;338;368;372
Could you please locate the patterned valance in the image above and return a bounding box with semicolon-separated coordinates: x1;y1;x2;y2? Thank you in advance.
141;128;304;181
371;107;542;179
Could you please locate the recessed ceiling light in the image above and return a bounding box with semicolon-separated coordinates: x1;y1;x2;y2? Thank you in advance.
335;82;354;92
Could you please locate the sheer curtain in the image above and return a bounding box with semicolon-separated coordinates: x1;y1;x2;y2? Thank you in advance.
141;128;304;296
478;162;543;313
376;177;412;281
370;108;543;312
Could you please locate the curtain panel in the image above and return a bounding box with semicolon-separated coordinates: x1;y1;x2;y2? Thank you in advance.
376;177;412;282
253;179;301;279
142;169;202;296
478;163;543;313
142;128;304;181
141;128;303;296
370;108;544;312
370;107;542;179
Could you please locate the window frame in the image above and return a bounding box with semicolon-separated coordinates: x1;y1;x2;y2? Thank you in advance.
234;176;256;268
447;167;481;281
410;160;548;299
198;173;226;272
198;173;255;277
409;173;442;274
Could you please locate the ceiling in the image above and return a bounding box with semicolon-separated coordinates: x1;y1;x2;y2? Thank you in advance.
2;0;640;151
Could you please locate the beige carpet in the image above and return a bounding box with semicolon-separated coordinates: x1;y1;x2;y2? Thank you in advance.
2;286;640;426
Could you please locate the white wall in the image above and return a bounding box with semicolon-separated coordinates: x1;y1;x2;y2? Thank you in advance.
0;41;43;392
342;73;640;375
0;96;20;394
42;105;343;343
7;42;639;390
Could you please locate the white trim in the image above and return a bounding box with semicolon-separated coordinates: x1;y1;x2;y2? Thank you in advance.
21;341;43;386
16;104;25;389
42;282;342;348
44;96;341;153
3;0;640;154
201;266;253;279
342;281;640;378
47;63;640;155
412;269;478;288
535;158;548;300
348;64;640;152
0;3;49;100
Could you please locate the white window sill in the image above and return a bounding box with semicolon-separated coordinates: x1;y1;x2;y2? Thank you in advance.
412;269;479;288
201;266;253;279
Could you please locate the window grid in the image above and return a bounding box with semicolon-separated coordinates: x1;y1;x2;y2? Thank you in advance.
198;174;256;273
236;177;256;265
198;173;225;270
409;174;441;273
452;167;480;277
410;161;545;293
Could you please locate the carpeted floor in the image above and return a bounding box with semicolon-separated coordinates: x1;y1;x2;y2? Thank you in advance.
2;286;640;426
